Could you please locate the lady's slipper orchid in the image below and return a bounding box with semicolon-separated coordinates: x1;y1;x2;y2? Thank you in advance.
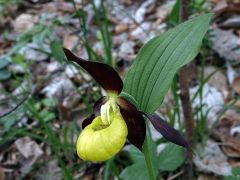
63;48;189;162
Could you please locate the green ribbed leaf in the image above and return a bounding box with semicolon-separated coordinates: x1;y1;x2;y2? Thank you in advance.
159;143;185;171
123;14;212;113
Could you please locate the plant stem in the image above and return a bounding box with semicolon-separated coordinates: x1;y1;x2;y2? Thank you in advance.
143;123;155;180
179;0;194;147
179;0;194;178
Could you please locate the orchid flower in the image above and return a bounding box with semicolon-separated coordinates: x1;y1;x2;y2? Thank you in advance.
63;48;189;162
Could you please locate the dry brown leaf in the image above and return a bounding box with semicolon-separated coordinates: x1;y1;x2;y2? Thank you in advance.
210;27;240;65
63;35;78;50
193;140;232;176
0;167;5;180
35;160;61;180
134;0;156;23
14;137;43;172
219;15;240;29
229;159;240;168
233;76;240;95
204;66;228;93
197;173;220;180
13;14;37;33
115;24;129;34
214;2;240;17
190;83;224;126
213;110;240;157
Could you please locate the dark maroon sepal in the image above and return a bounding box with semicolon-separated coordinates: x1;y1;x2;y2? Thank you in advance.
143;113;189;148
63;48;123;94
117;97;146;150
82;114;95;129
93;96;107;116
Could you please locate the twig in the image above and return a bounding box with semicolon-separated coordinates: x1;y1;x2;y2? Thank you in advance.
167;170;184;180
0;95;29;119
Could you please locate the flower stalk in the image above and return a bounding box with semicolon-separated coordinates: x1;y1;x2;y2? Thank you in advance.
143;138;155;180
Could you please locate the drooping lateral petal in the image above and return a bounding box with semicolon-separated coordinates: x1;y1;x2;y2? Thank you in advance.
143;113;189;148
82;114;95;129
93;96;107;116
117;97;146;150
63;48;123;94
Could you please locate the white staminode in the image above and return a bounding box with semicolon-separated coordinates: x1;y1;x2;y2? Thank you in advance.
100;97;119;125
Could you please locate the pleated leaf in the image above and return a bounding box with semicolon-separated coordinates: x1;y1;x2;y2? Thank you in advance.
123;14;212;113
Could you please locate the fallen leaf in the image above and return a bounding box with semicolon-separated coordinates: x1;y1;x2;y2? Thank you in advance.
134;0;155;23
130;22;152;42
118;40;135;61
13;14;37;33
209;27;240;65
219;15;240;29
197;173;221;180
213;110;240;157
115;23;129;34
41;76;75;98
233;76;240;95
63;35;78;50
194;140;232;176
35;160;61;180
204;66;228;93
190;83;224;126
14;137;43;172
19;43;49;61
0;167;5;180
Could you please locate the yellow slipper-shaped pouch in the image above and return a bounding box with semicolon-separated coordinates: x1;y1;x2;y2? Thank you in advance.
76;112;128;162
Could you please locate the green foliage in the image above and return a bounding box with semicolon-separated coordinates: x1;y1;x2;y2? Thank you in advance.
0;0;22;15
33;98;56;122
224;168;240;180
0;56;10;81
0;57;9;68
120;161;149;180
120;142;186;179
168;0;180;26
0;69;11;80
120;137;158;180
158;143;185;171
91;0;113;66
50;41;67;63
103;158;120;180
123;14;212;113
0;104;25;131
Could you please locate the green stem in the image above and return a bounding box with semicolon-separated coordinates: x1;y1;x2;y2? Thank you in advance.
143;136;155;180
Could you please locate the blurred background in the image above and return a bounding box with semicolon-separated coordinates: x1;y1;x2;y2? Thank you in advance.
0;0;240;179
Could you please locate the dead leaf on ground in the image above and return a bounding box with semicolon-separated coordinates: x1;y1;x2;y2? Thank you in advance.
204;66;228;94
219;15;240;29
35;160;61;180
213;110;240;158
214;2;240;17
14;137;43;172
130;22;152;42
114;23;129;34
134;0;156;23
19;43;49;62
41;75;75;98
13;14;37;33
190;83;224;126
197;173;221;180
209;27;240;65
232;76;240;95
0;167;5;180
194;140;232;176
118;40;135;61
63;35;78;50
